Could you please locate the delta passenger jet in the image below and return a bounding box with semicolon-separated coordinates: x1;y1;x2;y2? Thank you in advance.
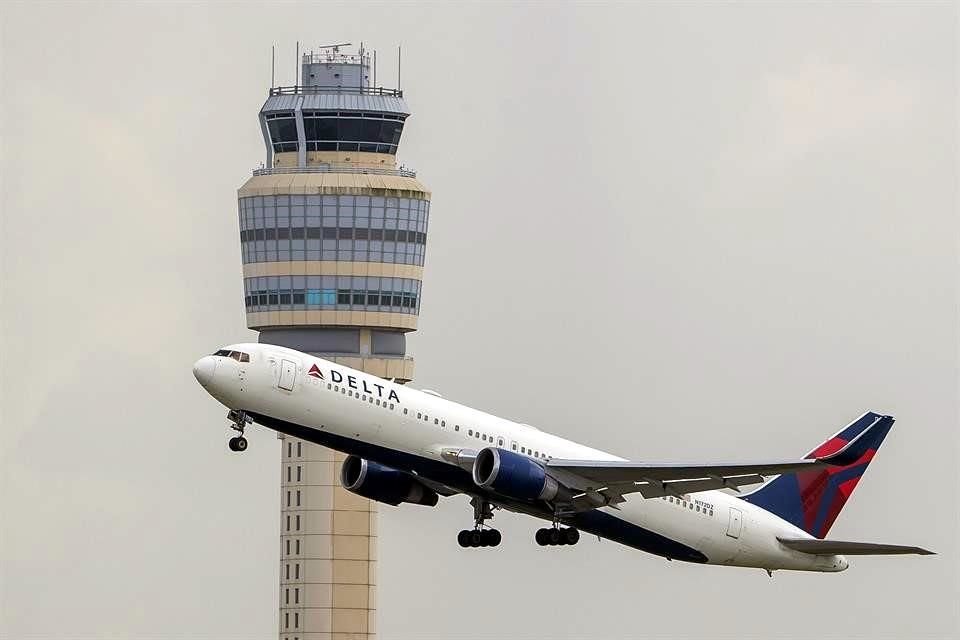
193;344;932;574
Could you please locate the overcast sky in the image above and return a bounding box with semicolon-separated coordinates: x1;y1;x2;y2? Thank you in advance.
1;2;957;639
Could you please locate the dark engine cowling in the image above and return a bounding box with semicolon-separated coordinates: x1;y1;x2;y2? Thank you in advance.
340;455;438;507
472;447;561;501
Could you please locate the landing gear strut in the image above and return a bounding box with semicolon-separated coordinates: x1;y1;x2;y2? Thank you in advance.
226;410;251;452
536;525;579;547
457;497;502;548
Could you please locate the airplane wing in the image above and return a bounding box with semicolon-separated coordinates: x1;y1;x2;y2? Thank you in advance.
777;537;935;556
546;414;884;506
546;458;825;503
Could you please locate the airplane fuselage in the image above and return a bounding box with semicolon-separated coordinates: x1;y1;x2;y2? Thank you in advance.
194;344;848;573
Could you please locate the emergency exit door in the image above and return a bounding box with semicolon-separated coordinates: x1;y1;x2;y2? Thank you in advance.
278;359;297;391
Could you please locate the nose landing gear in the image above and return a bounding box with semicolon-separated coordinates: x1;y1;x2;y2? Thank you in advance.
226;410;251;452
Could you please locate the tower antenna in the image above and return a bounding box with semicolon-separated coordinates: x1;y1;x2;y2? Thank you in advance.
397;44;402;91
317;42;352;56
295;41;300;86
271;44;275;88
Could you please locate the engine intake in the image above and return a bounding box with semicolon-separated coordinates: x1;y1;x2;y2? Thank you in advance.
340;456;438;507
472;447;561;501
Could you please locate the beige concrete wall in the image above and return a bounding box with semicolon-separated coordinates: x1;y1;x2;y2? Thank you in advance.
280;443;378;640
247;310;418;332
238;172;431;199
242;261;423;280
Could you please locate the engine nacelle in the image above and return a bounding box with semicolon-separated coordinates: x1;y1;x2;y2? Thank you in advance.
472;447;561;501
340;456;438;507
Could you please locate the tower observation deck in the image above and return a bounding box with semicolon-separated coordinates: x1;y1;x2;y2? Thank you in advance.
236;44;431;640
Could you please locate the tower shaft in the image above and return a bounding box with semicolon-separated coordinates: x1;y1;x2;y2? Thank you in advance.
236;45;431;640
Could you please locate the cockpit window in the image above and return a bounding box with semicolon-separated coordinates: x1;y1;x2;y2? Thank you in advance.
213;349;250;362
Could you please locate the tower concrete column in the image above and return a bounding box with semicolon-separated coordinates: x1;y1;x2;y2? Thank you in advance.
235;43;431;640
279;441;377;639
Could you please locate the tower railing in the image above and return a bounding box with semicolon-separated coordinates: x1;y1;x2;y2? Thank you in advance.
269;85;403;97
253;165;417;178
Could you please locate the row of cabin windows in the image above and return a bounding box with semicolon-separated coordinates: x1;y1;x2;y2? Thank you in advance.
286;465;303;483
397;408;552;460
285;514;301;531
284;537;301;556
284;587;300;605
286;490;301;507
662;495;714;517
328;383;395;410
323;376;556;462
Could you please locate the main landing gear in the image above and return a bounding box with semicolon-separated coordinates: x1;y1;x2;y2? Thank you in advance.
458;497;502;548
535;526;580;547
226;410;251;452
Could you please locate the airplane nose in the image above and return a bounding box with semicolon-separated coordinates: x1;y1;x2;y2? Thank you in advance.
193;356;217;387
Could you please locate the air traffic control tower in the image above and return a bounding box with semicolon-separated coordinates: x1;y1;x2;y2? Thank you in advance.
236;44;431;640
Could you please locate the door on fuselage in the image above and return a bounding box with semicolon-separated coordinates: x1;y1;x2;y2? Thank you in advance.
278;358;298;392
726;507;743;539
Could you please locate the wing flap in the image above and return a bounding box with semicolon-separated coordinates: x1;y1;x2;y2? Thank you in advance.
547;459;824;494
777;537;934;556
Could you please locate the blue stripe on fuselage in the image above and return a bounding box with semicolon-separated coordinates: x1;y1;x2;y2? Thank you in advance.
247;411;708;564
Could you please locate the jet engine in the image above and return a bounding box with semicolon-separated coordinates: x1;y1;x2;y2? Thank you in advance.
472;447;563;501
340;455;439;507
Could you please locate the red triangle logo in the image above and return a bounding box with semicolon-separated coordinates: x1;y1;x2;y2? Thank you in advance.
307;364;324;379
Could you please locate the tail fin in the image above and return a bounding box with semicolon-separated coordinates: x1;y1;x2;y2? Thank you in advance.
741;412;894;538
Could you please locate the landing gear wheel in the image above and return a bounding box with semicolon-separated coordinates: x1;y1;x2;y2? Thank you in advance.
487;529;502;547
234;436;248;452
563;527;580;545
548;527;562;546
228;437;239;451
469;530;484;548
535;528;549;546
457;530;471;548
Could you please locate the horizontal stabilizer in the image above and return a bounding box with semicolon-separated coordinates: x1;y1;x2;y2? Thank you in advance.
777;537;934;556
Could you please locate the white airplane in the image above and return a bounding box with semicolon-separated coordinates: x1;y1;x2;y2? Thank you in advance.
193;343;932;574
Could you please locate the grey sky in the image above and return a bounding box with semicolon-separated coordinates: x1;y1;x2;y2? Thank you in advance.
1;2;957;638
